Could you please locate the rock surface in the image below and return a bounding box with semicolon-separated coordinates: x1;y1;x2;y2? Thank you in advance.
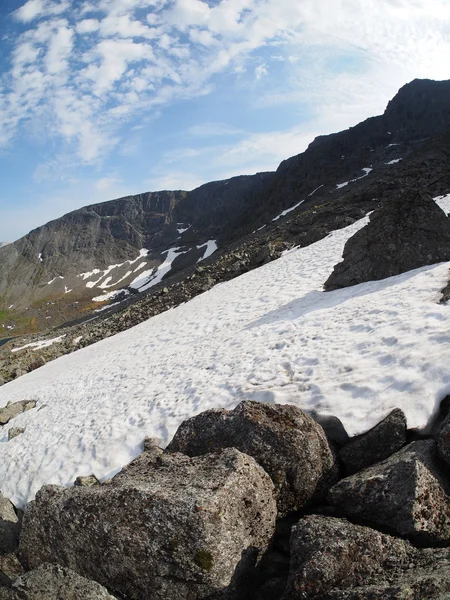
328;440;450;544
324;190;450;290
0;493;20;555
283;515;450;600
339;408;407;475
0;400;36;426
19;448;277;600
437;412;450;466
166;400;337;516
0;563;117;599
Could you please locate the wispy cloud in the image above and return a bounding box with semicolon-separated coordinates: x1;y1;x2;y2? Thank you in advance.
1;0;450;242
2;0;450;170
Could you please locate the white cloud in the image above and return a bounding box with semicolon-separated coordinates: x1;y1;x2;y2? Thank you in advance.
14;0;70;23
3;0;450;170
254;63;268;80
76;19;100;34
145;171;206;191
45;24;73;74
95;176;123;191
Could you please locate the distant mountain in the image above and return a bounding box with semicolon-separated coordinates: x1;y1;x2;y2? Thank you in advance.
2;78;450;335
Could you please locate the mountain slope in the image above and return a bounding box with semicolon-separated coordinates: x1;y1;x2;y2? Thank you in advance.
2;78;450;338
1;194;450;507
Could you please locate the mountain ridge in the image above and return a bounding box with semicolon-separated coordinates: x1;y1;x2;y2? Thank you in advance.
2;78;450;338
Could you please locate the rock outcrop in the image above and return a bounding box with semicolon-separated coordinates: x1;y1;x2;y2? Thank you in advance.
166;401;337;516
328;440;450;544
19;448;277;600
325;190;450;290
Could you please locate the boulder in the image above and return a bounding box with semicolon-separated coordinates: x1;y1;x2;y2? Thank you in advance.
0;563;116;599
166;401;337;516
339;408;407;475
20;448;277;600
0;400;36;426
437;412;450;466
328;440;450;544
73;475;100;488
283;515;450;600
8;428;25;441
324;190;450;290
0;493;20;555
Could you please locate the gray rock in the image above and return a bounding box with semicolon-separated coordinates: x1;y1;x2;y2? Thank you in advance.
437;412;450;466
328;440;450;544
324;190;450;290
1;563;116;599
0;554;24;586
8;428;25;441
166;401;337;516
283;515;450;600
339;408;407;475
20;448;277;600
27;356;46;373
0;493;20;555
73;475;100;487
0;400;36;426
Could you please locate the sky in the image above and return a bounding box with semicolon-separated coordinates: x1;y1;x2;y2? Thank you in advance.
0;0;450;242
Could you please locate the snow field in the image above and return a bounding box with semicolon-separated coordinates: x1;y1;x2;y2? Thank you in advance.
0;196;449;506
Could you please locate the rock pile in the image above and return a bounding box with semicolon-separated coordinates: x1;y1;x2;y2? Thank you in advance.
0;400;450;599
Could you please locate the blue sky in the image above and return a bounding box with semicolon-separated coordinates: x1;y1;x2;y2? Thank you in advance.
1;0;450;242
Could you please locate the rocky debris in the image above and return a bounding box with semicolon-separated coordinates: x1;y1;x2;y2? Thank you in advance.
0;493;20;555
283;515;450;600
19;448;277;600
0;400;36;426
166;401;338;516
324;190;450;290
339;408;407;475
73;475;100;487
7;428;25;441
0;554;24;586
0;563;117;599
27;356;46;373
328;440;450;544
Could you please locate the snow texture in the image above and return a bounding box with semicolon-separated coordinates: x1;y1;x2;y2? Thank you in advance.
1;196;450;507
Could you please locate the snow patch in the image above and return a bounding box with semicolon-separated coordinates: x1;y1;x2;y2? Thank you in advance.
272;199;305;221
197;240;218;262
12;335;66;353
385;158;402;165
336;167;372;190
92;289;130;302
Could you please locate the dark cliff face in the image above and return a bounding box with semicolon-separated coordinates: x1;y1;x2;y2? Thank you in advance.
227;79;450;239
2;77;450;333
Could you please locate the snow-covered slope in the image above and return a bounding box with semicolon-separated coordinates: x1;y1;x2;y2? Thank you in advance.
1;196;450;507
